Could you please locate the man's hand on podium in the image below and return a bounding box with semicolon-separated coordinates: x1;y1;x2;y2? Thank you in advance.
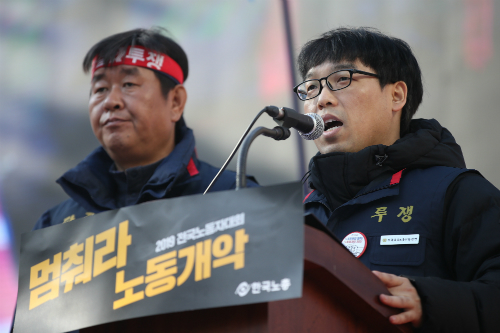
372;270;422;328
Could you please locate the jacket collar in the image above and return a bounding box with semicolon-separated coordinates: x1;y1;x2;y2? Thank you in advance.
57;124;197;212
308;119;466;211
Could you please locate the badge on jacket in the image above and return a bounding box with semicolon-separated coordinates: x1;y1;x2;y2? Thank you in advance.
342;232;367;258
380;234;419;245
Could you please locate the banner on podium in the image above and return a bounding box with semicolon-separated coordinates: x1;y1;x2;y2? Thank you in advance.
14;182;304;333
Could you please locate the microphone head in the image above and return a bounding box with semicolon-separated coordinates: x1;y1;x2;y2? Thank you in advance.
298;113;324;140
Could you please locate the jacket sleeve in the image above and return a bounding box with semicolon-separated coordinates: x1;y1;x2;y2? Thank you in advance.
32;210;53;230
411;172;500;333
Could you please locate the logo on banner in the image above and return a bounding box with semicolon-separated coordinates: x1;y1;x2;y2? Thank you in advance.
235;278;291;297
342;232;367;258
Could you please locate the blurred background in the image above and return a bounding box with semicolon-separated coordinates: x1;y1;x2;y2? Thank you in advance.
0;0;498;330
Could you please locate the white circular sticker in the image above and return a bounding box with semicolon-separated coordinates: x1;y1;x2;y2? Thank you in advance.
342;232;367;258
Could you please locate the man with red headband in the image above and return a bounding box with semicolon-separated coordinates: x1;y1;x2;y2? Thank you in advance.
32;27;258;231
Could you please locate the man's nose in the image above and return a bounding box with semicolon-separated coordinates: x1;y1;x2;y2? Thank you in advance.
103;86;124;111
317;80;338;110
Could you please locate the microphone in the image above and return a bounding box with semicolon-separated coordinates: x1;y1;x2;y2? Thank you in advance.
264;106;324;140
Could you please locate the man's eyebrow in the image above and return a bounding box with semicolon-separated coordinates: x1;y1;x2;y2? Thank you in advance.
91;73;105;84
305;62;358;80
332;62;357;71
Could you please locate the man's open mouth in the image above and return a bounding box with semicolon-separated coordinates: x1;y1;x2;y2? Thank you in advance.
324;119;343;132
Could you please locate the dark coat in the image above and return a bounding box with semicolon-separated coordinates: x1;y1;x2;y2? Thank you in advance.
33;122;258;230
304;119;500;332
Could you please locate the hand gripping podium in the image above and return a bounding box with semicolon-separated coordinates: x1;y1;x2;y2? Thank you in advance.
82;223;411;333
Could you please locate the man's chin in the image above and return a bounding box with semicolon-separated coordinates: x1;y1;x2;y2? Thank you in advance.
102;139;135;158
316;142;354;155
101;133;133;150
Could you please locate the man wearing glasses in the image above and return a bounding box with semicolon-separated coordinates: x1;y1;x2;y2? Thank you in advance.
300;27;500;332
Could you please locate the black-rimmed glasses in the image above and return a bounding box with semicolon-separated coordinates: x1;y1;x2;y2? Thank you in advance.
293;69;379;101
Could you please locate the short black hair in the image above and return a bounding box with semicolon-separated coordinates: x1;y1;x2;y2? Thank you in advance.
83;27;189;98
297;27;423;136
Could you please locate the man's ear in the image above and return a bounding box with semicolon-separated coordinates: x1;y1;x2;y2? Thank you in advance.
392;81;407;113
168;85;187;122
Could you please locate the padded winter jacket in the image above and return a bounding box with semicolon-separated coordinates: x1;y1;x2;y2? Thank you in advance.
304;119;500;332
33;121;258;230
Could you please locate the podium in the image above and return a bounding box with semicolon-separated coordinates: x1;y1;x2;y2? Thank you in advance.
82;224;411;333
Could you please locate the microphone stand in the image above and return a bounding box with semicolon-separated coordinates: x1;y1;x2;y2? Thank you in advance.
236;126;290;190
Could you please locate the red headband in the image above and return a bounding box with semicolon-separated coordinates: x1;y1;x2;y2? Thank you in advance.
91;45;184;84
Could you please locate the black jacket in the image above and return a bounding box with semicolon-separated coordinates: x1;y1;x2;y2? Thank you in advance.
33;120;258;229
304;119;500;332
